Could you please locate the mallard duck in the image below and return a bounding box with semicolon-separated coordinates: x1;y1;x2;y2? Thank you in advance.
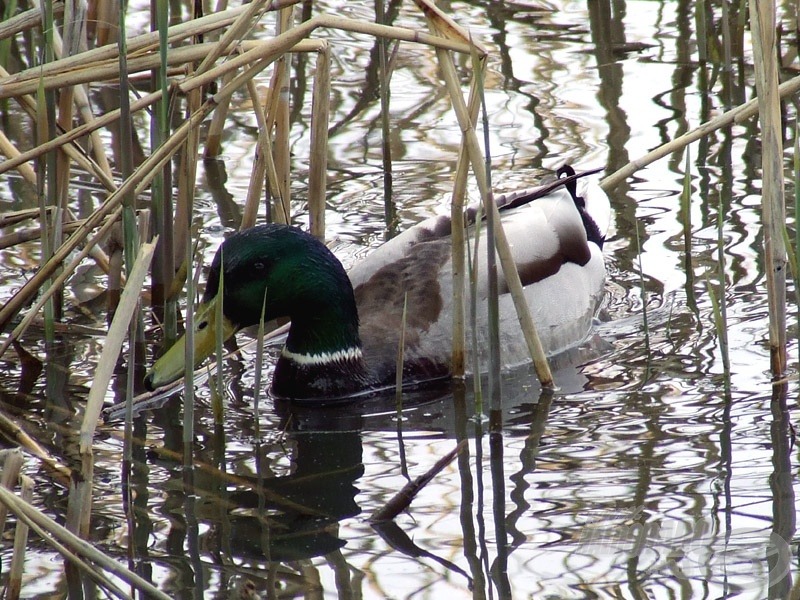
144;166;610;402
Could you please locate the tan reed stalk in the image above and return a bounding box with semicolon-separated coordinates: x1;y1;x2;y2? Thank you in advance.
0;75;158;182
0;2;64;43
0;129;37;183
418;7;474;381
0;449;24;532
271;6;294;223
601;74;800;192
749;0;787;377
40;0;112;178
0;14;473;101
308;41;330;239
6;474;32;600
6;482;129;599
0;207;53;227
242;78;271;229
204;69;236;158
80;238;157;454
92;3;261;73
449;99;475;378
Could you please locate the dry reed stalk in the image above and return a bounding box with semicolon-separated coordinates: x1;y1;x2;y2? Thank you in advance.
0;207;52;227
601;73;800;192
242;77;273;229
201;0;277;157
308;40;331;239
204;69;237;158
0;130;37;184
35;0;113;180
6;474;33;600
3;480;131;598
269;6;294;223
413;0;488;53
449;77;483;378
0;12;474;100
0;449;24;532
0;484;172;600
0;2;64;41
239;40;326;228
176;15;472;100
749;0;787;376
80;238;157;454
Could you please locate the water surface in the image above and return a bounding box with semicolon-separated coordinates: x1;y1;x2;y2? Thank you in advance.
0;1;797;598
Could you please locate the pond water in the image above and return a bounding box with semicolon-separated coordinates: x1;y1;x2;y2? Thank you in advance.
1;0;799;598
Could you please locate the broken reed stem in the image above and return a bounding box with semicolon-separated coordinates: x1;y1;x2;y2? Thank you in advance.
449;77;483;378
0;450;24;532
749;0;787;377
601;73;800;192
7;474;33;600
243;76;272;229
308;41;331;239
270;6;294;223
369;440;467;522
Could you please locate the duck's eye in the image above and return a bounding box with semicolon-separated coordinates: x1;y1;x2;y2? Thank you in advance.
197;321;209;330
254;261;265;271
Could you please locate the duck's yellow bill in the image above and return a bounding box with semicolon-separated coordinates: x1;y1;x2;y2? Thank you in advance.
144;297;237;390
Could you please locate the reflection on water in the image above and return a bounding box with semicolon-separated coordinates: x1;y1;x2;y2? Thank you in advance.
1;0;799;598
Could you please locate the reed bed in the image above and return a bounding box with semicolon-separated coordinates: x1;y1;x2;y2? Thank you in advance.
0;0;516;589
0;0;795;594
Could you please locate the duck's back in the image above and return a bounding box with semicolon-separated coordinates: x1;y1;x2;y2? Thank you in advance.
348;180;608;387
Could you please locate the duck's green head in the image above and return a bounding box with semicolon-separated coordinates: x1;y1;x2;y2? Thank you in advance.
144;224;360;390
